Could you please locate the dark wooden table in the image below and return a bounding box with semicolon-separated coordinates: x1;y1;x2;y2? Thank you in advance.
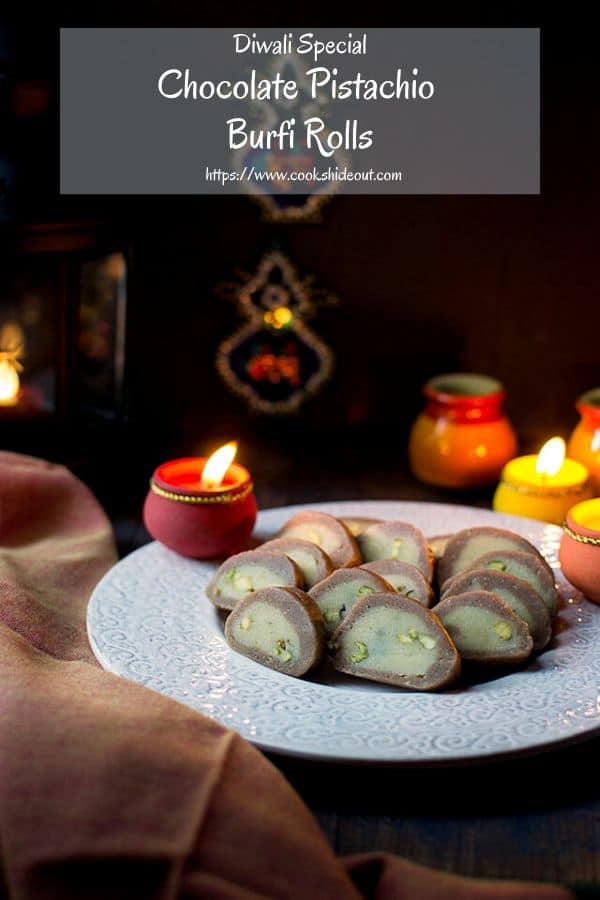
112;456;600;895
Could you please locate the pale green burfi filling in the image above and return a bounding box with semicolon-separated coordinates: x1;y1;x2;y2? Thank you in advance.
440;606;520;653
454;578;534;635
361;534;420;567
477;560;556;615
232;601;298;662
377;573;418;597
284;523;345;557
339;607;439;676
217;565;287;600
316;582;376;628
453;535;531;574
283;549;319;587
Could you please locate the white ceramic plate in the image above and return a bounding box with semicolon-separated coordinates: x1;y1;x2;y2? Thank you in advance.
87;501;600;764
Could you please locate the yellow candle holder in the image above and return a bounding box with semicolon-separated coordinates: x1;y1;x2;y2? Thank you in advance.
493;454;593;524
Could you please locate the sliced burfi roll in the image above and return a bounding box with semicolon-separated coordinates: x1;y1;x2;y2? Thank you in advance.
361;560;434;608
358;521;434;581
260;537;334;589
279;511;361;568
339;516;382;538
330;593;460;691
428;534;452;561
206;550;303;611
462;550;559;618
435;590;533;665
225;586;325;677
438;526;550;588
440;568;551;650
309;567;392;633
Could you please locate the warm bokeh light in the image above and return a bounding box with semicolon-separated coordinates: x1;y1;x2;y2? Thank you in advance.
536;437;566;477
263;306;293;330
0;358;20;406
201;441;238;489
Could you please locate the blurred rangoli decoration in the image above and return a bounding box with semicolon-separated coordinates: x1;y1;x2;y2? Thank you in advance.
215;250;337;413
232;53;348;223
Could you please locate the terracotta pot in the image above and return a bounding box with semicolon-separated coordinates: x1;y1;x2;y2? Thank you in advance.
408;373;518;488
559;498;600;603
567;388;600;494
143;457;257;559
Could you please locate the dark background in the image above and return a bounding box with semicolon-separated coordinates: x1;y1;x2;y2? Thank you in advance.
3;13;600;885
0;11;598;524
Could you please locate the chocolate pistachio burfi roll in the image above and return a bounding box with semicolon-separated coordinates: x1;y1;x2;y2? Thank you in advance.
438;526;551;588
428;534;452;561
358;521;434;581
279;510;361;568
440;568;551;651
461;549;559;618
225;586;325;677
309;567;392;633
260;537;334;589
338;516;382;538
206;550;303;611
361;560;434;608
435;590;533;665
330;593;460;691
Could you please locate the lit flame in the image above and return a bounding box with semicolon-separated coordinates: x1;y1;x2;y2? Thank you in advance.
535;437;566;477
201;441;238;489
0;357;20;406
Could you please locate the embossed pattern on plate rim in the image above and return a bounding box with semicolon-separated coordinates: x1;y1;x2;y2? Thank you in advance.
87;501;600;764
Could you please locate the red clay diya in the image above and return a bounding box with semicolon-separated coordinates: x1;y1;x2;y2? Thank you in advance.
143;442;257;559
559;498;600;603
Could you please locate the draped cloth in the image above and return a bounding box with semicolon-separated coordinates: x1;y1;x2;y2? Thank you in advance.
0;451;571;899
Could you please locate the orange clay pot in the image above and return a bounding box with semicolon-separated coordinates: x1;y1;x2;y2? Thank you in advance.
409;373;518;489
559;498;600;603
567;388;600;495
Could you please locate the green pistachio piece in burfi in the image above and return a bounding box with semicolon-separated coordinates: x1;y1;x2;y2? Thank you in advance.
274;639;293;663
358;521;433;581
350;640;369;663
309;568;392;634
435;590;533;665
206;550;304;611
438;526;552;589
330;592;460;691
440;568;552;651
494;621;513;640
224;586;325;677
361;559;434;608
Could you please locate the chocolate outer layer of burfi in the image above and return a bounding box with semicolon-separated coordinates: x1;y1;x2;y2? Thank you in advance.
279;511;362;568
428;534;452;561
358;521;434;581
440;568;551;651
309;567;393;632
206;550;303;610
434;590;533;665
330;592;461;691
260;537;334;588
225;586;325;677
438;526;551;589
361;560;434;608
460;549;559;618
338;516;383;538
